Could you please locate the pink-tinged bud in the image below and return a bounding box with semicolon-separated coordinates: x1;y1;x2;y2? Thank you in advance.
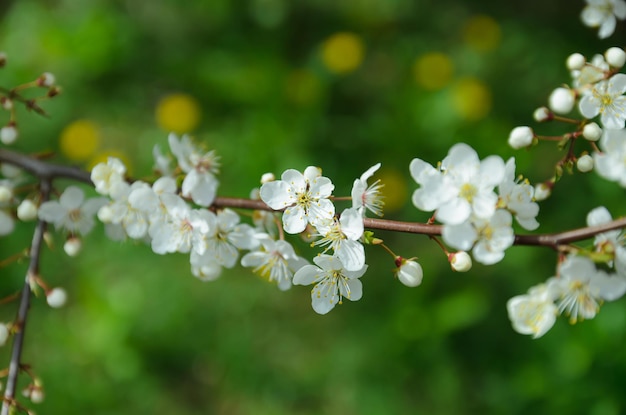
449;251;472;272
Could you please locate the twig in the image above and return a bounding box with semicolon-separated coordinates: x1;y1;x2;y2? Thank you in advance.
1;179;51;415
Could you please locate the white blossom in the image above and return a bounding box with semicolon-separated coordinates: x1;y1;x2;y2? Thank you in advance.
38;186;108;235
293;254;367;315
507;282;558;338
498;158;540;230
593;127;626;186
581;0;626;38
91;157;127;196
579;73;626;129
312;207;365;272
410;143;505;225
351;163;384;217
260;166;335;234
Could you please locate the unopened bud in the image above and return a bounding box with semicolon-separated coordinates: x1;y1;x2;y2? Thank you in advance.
260;172;275;184
534;183;552;201
97;205;114;223
0;97;12;110
605;47;626;68
0;185;12;203
548;87;575;114
17;199;38;221
47;86;61;98
395;257;423;287
577;154;594;172
37;72;55;87
64;237;82;257
582;122;602;141
533;106;552;122
566;53;586;71
46;288;67;308
508;126;534;149
449;251;472;272
0;125;18;145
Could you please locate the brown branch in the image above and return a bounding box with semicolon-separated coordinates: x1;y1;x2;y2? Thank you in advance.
1;148;626;250
1;179;51;415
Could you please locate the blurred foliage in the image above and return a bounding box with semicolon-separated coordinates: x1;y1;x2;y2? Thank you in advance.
1;0;626;414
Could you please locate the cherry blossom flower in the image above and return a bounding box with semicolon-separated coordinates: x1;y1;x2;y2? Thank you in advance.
497;158;540;231
507;282;558;339
241;237;309;291
551;255;626;323
581;0;626;39
593;127;626;186
410;143;505;225
260;166;335;234
351;163;384;217
168;133;220;207
293;254;367;315
442;210;514;265
312;207;365;272
579;73;626;129
91;157;127;196
38;186;107;235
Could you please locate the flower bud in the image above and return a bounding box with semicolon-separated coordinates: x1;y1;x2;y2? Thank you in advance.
37;72;55;87
17;199;38;221
46;288;67;308
582;122;602;141
97;205;114;223
64;237;82;257
534;183;551;201
566;53;586;71
0;125;18;145
548;87;575;114
0;185;12;203
0;97;12;110
260;172;275;184
533;106;551;122
508;126;534;149
395;257;423;287
1;163;21;178
449;251;472;272
605;47;626;68
577;154;594;172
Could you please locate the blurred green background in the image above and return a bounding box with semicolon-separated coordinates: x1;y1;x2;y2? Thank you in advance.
2;0;626;414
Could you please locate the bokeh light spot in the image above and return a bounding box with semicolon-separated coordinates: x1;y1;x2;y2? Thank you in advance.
463;15;501;53
379;168;407;213
321;32;365;74
59;119;100;162
155;93;201;134
451;77;492;121
413;52;454;90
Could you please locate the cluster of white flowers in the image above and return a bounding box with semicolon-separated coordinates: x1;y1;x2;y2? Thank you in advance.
507;206;626;338
410;143;539;265
259;162;387;313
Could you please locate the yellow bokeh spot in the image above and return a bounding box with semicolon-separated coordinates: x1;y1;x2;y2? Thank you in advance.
155;93;201;134
463;15;501;53
88;150;133;176
378;168;408;213
413;52;454;90
321;32;365;74
285;69;322;105
451;77;492;121
59;119;100;162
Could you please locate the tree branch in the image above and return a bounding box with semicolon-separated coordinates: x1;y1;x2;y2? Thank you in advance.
1;148;625;250
1;179;51;415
